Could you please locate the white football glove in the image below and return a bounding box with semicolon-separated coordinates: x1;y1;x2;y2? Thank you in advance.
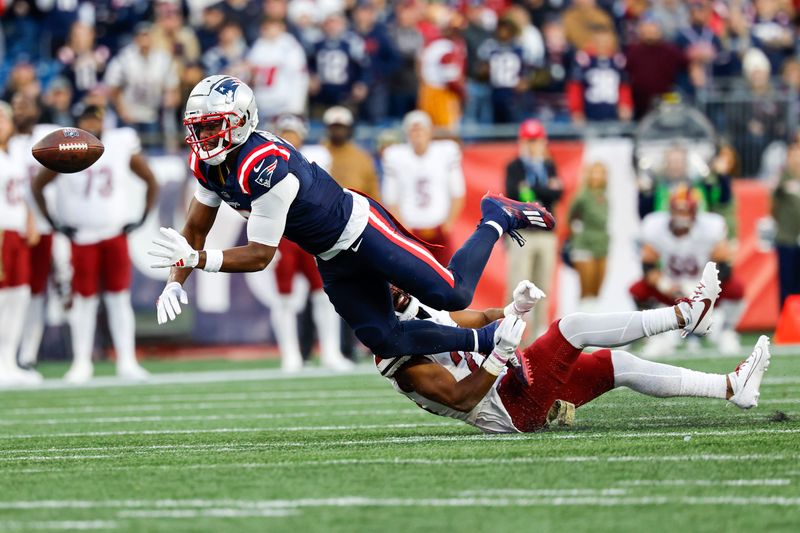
483;316;526;376
149;227;199;269
504;280;546;317
156;282;188;325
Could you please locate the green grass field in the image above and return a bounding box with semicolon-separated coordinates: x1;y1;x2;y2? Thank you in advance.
1;348;799;532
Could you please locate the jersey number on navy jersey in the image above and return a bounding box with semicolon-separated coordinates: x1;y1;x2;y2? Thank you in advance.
489;52;522;88
584;69;620;104
318;49;349;85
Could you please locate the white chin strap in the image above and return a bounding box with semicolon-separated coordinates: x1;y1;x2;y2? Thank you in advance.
397;296;420;322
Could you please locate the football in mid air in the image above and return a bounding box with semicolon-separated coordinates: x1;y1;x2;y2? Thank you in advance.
31;127;104;173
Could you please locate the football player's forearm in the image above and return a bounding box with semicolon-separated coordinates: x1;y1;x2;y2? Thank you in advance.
449;370;497;412
198;243;276;273
449;308;503;328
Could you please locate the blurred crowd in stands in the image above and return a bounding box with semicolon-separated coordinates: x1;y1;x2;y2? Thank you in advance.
1;0;799;154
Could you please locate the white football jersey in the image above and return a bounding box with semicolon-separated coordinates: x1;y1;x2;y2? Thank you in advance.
375;307;516;434
8;124;60;233
53;128;142;245
641;211;727;284
248;33;309;117
301;144;332;173
0;147;28;232
381;140;465;229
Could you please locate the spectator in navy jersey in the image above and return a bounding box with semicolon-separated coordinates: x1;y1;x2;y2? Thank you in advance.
567;25;633;123
477;16;530;124
309;12;368;117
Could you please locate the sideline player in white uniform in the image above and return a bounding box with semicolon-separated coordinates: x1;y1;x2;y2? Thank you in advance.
381;264;770;433
631;185;746;357
31;106;159;383
7;93;60;368
0;102;43;386
382;110;465;266
267;114;353;372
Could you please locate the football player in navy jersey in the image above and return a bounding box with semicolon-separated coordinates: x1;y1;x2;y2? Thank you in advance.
566;26;633;123
149;75;556;359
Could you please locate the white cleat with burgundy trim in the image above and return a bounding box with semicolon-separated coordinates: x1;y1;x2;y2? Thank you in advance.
728;335;771;410
679;262;722;339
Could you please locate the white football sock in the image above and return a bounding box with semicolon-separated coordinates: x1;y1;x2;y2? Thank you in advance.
560;311;648;349
611;349;727;399
69;295;99;368
0;286;31;371
103;291;137;368
18;294;45;366
641;306;682;337
270;296;303;370
310;290;346;364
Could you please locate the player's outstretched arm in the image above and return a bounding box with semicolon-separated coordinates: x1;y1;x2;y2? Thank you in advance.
394;359;498;412
395;317;525;411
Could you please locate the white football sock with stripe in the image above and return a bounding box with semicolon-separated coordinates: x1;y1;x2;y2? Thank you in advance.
103;291;137;369
69;295;99;369
18;294;45;366
310;290;346;365
0;286;31;371
270;296;303;371
611;349;727;399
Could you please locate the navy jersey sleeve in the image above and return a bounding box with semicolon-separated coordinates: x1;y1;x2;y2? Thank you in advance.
237;142;292;200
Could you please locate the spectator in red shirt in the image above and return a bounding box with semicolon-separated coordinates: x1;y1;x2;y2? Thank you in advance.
625;14;686;119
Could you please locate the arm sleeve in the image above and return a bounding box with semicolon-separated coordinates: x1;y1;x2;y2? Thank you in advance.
246;173;300;246
381;150;399;206
194;182;222;208
447;143;466;198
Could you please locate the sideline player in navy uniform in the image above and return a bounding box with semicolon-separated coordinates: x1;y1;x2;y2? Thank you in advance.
149;76;555;358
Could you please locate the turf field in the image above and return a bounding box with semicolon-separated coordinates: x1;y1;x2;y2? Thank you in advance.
1;348;799;532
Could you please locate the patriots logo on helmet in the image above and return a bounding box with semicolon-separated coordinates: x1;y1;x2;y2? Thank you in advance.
254;159;279;187
213;77;242;104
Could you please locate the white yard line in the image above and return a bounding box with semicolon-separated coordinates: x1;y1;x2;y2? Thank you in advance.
0;495;799;512
1;425;799;442
3;453;798;470
117;509;295;519
617;479;791;487
0;366;378;392
0;422;460;442
0;408;423;427
0;520;118;530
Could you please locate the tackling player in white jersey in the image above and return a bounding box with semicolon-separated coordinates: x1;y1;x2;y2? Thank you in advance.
382;110;465;265
0;102;43;386
7;93;60;369
631;185;746;357
32;105;159;383
381;263;770;433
